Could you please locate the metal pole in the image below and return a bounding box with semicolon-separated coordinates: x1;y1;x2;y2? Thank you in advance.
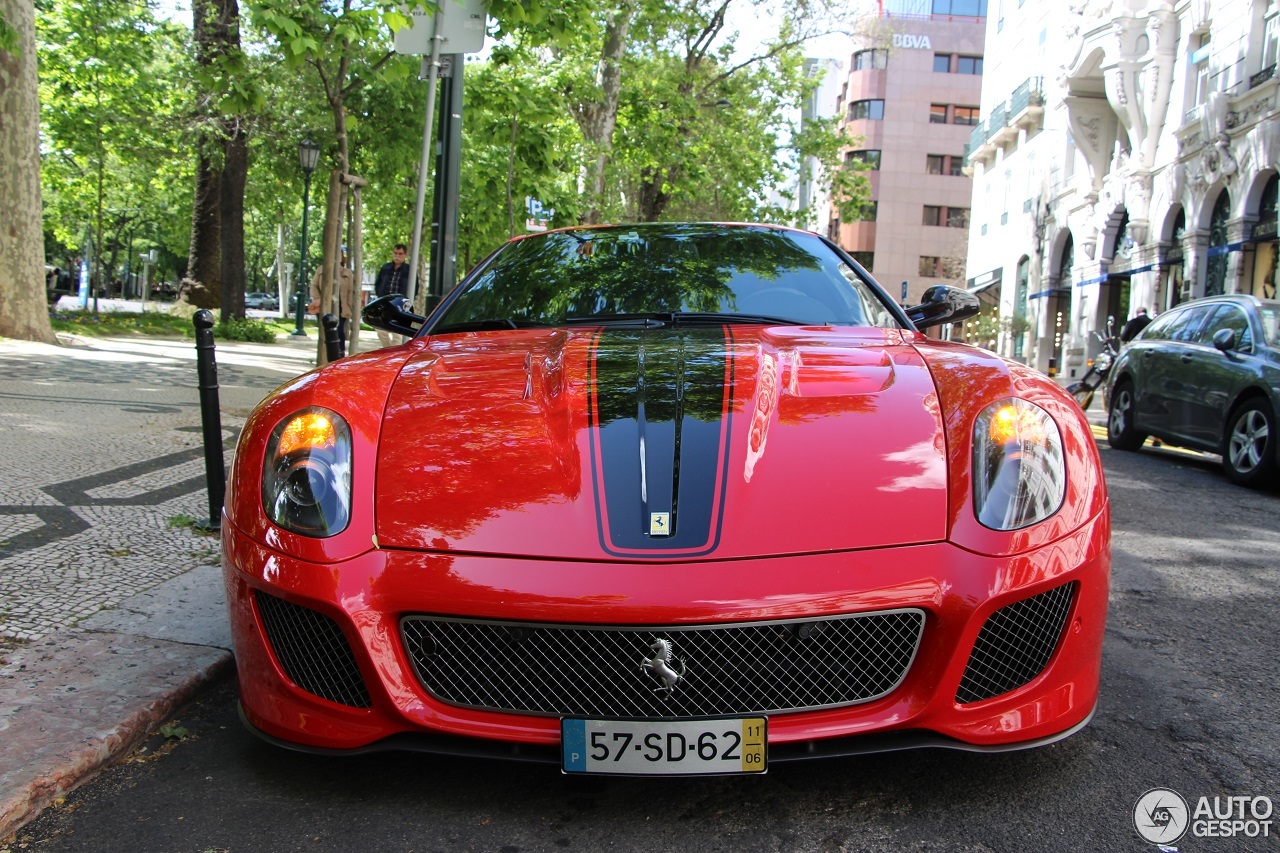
406;16;443;309
193;310;225;533
293;171;312;336
429;56;463;305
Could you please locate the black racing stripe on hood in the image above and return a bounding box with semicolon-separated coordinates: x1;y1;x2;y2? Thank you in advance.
588;328;734;557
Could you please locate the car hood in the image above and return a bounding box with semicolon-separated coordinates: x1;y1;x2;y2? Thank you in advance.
374;326;948;560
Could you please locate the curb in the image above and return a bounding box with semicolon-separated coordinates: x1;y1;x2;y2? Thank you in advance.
0;637;233;841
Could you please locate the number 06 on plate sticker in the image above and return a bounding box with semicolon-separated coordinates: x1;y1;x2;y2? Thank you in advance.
561;717;767;775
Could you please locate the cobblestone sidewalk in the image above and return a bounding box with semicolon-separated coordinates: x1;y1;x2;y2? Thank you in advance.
0;330;318;838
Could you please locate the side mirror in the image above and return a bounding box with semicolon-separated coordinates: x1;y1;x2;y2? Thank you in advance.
1212;327;1236;352
906;285;981;330
362;294;427;337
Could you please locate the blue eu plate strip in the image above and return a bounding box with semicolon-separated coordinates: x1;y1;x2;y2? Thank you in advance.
562;719;586;772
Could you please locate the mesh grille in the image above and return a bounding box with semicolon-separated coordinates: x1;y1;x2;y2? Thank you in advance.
401;610;924;718
956;582;1076;705
255;591;371;708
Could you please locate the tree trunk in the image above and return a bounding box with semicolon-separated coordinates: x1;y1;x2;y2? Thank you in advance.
218;118;247;323
0;0;56;343
183;150;222;308
570;1;634;225
315;169;344;367
637;165;677;222
183;0;245;312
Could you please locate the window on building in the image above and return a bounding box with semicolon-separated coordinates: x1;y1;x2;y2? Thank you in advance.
932;0;989;15
930;104;948;124
933;53;952;73
1190;31;1212;114
953;106;981;125
927;153;967;175
852;252;875;271
919;256;943;277
853;49;888;71
947;207;970;227
957;55;983;75
1207;190;1230;296
848;99;885;121
923;205;943;226
846;149;882;170
1263;12;1279;76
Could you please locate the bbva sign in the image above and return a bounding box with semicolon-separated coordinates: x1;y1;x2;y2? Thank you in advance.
891;33;933;49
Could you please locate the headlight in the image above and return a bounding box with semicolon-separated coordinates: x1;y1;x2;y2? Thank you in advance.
1093;351;1112;371
262;407;352;537
972;399;1065;530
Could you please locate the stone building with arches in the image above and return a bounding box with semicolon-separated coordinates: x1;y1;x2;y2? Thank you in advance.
964;0;1280;381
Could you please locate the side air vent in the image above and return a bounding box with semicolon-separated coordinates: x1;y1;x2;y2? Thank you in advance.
956;582;1076;705
255;591;371;708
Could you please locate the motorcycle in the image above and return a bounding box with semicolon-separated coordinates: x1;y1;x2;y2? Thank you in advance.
1066;323;1119;411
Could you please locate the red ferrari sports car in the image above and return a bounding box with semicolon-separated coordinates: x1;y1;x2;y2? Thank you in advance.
222;223;1109;775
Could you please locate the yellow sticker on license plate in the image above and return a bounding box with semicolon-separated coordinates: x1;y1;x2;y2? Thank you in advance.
561;717;767;775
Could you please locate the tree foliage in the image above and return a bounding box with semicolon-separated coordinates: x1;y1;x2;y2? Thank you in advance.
24;0;866;335
38;0;192;297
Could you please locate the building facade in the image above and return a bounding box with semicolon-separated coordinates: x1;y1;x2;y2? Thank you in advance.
831;0;987;308
966;0;1280;380
798;57;846;230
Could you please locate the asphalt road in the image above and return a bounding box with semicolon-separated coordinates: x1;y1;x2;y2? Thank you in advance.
10;440;1279;853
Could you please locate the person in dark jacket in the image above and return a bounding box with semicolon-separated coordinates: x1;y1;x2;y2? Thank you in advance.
373;244;411;346
1120;307;1152;343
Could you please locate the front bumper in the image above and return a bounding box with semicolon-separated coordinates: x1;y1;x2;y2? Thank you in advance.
222;508;1110;757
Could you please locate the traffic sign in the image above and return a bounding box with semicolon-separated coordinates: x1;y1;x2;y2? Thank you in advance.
395;0;488;55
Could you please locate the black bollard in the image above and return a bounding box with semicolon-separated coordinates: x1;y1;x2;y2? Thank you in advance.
321;313;341;363
193;310;225;533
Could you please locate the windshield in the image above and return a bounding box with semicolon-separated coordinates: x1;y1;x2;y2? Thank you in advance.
429;225;902;333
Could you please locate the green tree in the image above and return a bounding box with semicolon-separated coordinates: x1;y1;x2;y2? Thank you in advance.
37;0;174;309
457;42;584;268
182;0;262;318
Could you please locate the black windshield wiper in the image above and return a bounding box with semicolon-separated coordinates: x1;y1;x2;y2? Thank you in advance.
563;313;673;327
668;312;807;327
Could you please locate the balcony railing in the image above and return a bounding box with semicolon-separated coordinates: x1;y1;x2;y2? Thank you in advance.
968;122;986;155
1010;77;1045;115
987;101;1008;133
1251;64;1277;89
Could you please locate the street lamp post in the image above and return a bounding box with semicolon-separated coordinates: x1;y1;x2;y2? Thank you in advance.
293;137;321;336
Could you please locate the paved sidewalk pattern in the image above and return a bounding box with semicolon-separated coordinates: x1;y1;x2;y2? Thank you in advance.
0;331;318;839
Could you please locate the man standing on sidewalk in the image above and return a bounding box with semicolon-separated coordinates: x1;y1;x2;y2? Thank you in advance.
374;243;411;347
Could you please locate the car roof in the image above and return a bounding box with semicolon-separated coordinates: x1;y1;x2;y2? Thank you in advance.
1169;294;1280;311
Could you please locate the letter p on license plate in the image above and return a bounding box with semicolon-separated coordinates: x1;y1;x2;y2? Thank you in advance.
561;717;767;775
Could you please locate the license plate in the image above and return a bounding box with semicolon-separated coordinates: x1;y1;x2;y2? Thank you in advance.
561;717;767;776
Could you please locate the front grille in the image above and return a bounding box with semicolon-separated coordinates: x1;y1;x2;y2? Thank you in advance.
255;591;371;708
956;582;1076;705
401;610;924;718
